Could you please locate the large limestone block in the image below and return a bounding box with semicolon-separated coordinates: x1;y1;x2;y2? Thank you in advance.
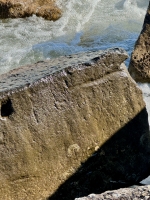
0;48;149;200
0;0;61;20
128;2;150;82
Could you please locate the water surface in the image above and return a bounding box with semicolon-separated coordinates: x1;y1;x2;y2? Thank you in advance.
0;0;148;73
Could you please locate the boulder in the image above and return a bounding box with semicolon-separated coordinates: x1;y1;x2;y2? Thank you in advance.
0;48;149;200
75;185;150;200
0;0;62;20
128;2;150;82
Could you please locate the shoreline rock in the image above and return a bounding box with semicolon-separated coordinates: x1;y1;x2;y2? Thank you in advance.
75;185;150;200
0;0;62;20
0;48;150;199
128;2;150;82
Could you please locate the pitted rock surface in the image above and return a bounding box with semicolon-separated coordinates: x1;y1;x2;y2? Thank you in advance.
0;0;61;20
75;185;150;200
0;48;127;95
129;2;150;82
0;48;149;200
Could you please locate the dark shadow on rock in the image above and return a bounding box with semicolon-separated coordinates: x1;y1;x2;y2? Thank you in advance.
47;108;150;200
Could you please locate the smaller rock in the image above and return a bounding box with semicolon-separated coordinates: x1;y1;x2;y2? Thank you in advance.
75;185;150;200
0;0;62;20
128;2;150;82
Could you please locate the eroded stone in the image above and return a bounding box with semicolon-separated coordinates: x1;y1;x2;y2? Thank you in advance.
75;185;150;200
0;0;62;20
128;2;150;82
0;48;149;200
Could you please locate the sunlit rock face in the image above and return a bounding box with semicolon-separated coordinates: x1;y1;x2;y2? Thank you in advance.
0;48;149;200
129;2;150;82
0;0;62;20
75;185;150;200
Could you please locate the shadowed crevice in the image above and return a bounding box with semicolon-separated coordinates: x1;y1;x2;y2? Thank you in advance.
1;98;14;117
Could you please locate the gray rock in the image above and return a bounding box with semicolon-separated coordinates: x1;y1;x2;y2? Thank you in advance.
75;185;150;200
0;48;149;200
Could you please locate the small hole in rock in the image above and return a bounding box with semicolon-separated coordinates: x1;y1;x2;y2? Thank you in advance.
1;99;14;117
91;57;100;62
64;79;69;87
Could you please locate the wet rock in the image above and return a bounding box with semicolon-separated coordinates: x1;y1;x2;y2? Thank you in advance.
128;2;150;82
0;48;149;199
0;0;62;20
75;185;150;200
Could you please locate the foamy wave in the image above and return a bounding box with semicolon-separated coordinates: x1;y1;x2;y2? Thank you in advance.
122;0;147;17
54;0;102;35
138;83;150;124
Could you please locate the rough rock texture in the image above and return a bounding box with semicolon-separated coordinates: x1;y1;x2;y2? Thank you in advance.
0;0;61;20
75;185;150;200
0;48;150;200
128;2;150;82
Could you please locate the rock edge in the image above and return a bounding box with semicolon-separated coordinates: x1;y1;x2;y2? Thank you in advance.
75;185;150;200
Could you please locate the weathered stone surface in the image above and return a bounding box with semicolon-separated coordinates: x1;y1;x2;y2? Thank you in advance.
75;185;150;200
128;2;150;82
0;48;149;200
0;0;62;20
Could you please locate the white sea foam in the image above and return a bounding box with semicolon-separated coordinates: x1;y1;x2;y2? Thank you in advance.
0;0;148;74
138;83;150;123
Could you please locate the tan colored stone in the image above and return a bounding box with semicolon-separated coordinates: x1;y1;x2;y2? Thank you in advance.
0;0;62;20
0;49;149;199
128;2;150;82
